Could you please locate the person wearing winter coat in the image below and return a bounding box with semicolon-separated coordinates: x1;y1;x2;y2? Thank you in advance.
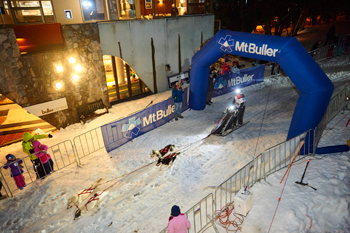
22;132;52;179
32;140;54;176
222;61;230;75
172;82;184;121
206;73;215;105
167;205;191;233
3;154;26;190
324;24;336;46
231;62;240;74
232;89;246;127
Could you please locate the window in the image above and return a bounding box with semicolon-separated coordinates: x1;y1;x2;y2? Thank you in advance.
1;0;55;24
103;55;150;103
81;0;106;21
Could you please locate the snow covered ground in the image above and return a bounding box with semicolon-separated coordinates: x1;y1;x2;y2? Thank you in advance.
0;21;349;233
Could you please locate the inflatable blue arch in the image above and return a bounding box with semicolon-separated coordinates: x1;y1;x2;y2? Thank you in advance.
189;29;334;141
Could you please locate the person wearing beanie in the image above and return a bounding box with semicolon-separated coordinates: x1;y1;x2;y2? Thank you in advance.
167;205;191;233
3;154;26;190
22;132;52;179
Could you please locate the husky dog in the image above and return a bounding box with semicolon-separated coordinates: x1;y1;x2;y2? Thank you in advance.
67;178;104;209
151;144;178;169
73;190;110;220
151;144;176;160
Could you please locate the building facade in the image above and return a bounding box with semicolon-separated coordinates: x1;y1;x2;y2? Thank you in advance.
0;0;214;128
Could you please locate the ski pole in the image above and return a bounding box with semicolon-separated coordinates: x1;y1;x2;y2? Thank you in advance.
299;159;310;183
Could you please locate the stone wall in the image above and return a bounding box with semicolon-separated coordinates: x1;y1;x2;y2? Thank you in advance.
0;23;109;129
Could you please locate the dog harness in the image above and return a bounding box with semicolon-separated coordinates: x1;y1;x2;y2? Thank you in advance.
85;190;105;209
156;152;179;166
78;185;99;196
160;145;173;155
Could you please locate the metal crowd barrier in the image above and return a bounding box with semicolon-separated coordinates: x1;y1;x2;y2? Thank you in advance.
309;41;350;62
213;131;308;213
0;140;77;197
73;127;105;163
160;193;215;233
314;84;350;148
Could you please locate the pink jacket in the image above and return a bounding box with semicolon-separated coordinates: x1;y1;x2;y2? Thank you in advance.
167;214;191;233
32;140;51;164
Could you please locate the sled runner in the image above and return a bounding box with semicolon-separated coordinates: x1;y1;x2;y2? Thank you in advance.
220;121;250;136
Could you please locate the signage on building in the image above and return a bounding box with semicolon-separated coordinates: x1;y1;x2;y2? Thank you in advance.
145;0;152;9
64;10;73;19
167;71;190;88
24;98;68;117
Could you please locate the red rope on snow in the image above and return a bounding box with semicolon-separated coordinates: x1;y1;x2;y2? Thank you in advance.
305;215;312;229
213;203;244;233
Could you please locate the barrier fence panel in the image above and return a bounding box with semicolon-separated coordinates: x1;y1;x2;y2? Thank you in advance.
1;140;77;197
309;41;350;62
314;84;350;147
159;193;215;233
73;127;105;162
47;140;77;170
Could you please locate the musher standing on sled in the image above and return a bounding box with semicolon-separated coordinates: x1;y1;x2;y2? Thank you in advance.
232;89;246;127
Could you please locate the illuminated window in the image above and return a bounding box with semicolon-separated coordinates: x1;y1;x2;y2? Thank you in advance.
3;0;55;24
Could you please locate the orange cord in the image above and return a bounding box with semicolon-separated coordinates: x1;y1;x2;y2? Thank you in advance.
213;203;244;233
305;215;312;229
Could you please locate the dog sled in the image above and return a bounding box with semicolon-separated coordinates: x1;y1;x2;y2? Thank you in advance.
211;107;238;136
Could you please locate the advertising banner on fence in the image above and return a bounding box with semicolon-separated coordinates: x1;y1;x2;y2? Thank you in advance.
213;65;265;97
101;88;189;153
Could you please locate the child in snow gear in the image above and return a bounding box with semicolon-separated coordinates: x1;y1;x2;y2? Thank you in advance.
232;89;246;127
32;140;55;176
22;132;52;179
3;154;26;190
168;205;191;233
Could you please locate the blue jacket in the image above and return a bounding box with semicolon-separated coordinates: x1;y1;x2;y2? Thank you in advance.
172;88;183;103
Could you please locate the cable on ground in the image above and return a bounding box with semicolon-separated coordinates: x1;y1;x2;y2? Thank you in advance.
212;203;244;233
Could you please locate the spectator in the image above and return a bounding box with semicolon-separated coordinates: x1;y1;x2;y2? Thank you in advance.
172;82;184;121
311;40;321;51
207;74;215;105
310;40;321;58
234;59;245;69
225;54;230;62
324;24;336;46
231;62;240;74
22;132;52;179
252;59;259;67
32;141;55;176
167;205;191;233
3;154;26;190
222;61;230;75
171;4;178;16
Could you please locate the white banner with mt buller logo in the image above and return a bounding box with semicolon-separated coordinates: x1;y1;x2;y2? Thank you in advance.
213;65;265;97
101;88;189;153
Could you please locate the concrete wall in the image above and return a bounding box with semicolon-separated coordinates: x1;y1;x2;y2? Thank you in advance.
98;14;215;92
0;24;108;129
52;0;84;25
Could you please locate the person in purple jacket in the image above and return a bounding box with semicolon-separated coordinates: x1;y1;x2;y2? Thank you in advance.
167;205;191;233
3;154;26;190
